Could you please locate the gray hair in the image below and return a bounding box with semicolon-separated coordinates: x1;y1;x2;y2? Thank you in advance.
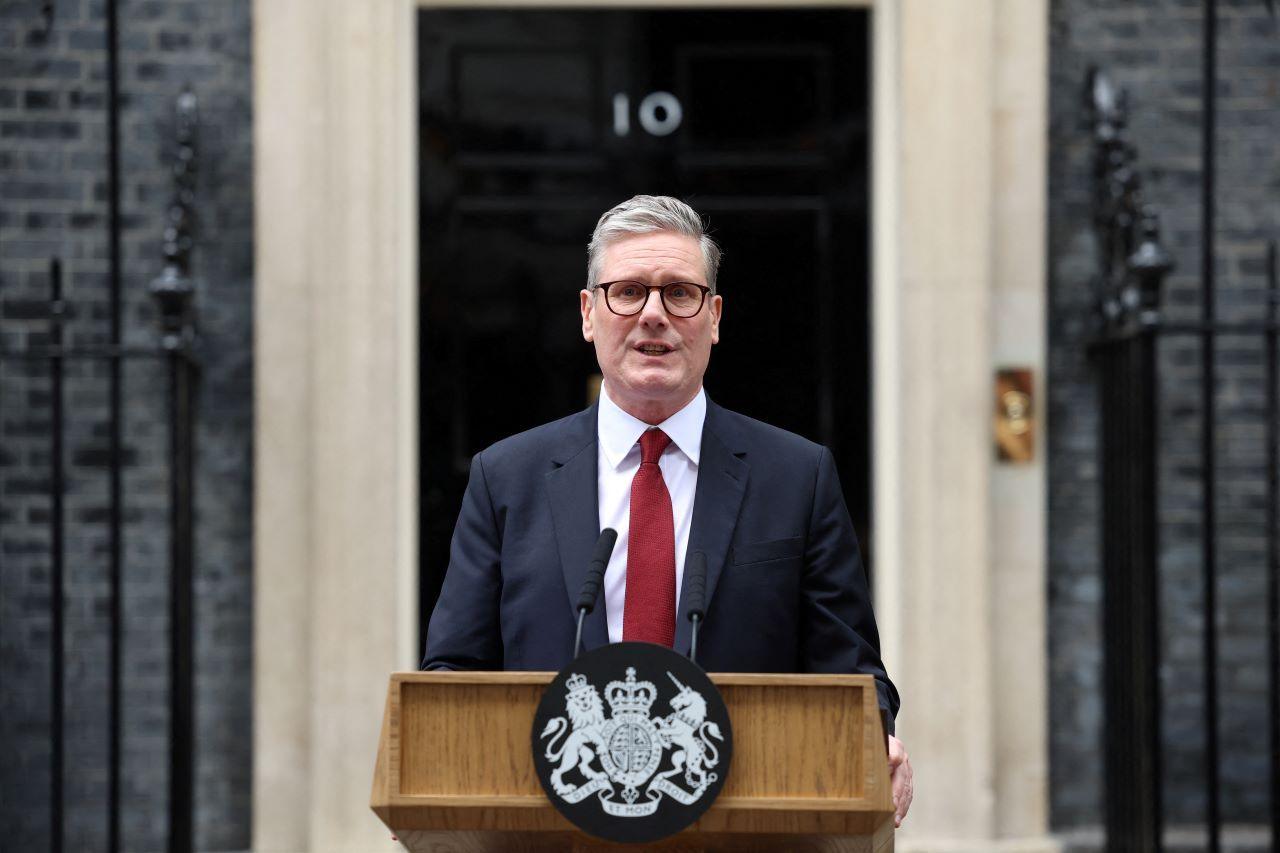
587;195;722;293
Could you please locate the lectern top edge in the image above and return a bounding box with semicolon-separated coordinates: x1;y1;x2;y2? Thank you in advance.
392;671;880;688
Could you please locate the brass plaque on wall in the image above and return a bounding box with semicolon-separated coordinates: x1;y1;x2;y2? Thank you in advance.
994;369;1034;463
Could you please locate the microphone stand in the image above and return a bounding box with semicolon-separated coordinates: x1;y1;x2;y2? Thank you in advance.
573;605;592;660
690;612;702;666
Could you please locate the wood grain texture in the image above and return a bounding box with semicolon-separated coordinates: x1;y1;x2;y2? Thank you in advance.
371;671;894;848
371;691;394;825
716;684;863;799
400;681;546;796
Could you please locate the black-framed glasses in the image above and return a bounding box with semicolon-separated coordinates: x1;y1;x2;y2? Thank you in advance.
593;280;713;318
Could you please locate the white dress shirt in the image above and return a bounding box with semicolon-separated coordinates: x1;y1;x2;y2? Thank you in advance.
597;384;706;644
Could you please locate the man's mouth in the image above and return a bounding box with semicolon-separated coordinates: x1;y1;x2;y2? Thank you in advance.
635;342;674;356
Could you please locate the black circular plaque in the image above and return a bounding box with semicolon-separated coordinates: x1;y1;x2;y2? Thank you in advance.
531;642;733;844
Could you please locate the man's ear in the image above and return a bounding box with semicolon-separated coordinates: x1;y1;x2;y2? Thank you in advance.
580;289;595;342
709;294;722;345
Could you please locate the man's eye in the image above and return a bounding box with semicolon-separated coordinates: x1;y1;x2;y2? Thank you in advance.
616;284;643;299
667;285;690;299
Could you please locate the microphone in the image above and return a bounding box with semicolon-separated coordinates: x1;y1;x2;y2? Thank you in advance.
573;528;617;658
685;550;708;666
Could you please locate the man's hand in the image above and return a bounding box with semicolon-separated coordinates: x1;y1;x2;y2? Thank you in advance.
888;734;913;828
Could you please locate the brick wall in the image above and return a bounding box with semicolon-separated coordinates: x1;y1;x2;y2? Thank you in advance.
1049;0;1279;832
0;0;252;849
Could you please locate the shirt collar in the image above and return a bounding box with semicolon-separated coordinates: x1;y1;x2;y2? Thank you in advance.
597;384;706;471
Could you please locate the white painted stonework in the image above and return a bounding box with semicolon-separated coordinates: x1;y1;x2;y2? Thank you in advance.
253;0;1057;850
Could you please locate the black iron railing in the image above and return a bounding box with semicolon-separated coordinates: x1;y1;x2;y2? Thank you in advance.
0;5;201;847
1086;2;1280;844
1087;65;1171;851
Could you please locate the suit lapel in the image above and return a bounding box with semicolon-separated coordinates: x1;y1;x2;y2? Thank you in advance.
675;402;749;657
545;405;609;652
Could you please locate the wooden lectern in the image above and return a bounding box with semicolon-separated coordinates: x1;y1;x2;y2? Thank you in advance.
371;671;894;852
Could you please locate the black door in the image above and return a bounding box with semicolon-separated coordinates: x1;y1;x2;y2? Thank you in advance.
418;9;872;643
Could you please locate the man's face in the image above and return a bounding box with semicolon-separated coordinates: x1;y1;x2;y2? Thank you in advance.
580;230;722;421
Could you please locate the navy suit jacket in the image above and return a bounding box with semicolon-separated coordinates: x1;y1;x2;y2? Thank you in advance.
423;399;900;731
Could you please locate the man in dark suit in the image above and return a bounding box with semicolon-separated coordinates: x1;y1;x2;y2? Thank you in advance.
424;195;913;825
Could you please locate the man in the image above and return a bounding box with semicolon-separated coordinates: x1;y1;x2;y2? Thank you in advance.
424;195;913;825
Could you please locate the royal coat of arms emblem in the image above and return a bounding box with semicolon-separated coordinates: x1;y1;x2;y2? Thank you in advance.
531;642;733;843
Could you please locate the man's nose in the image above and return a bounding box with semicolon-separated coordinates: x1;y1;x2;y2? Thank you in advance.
638;288;668;324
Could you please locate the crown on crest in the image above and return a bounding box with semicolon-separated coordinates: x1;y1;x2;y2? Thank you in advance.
605;667;657;716
565;672;592;697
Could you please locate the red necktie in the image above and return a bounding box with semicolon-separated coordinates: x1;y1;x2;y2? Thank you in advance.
623;429;676;646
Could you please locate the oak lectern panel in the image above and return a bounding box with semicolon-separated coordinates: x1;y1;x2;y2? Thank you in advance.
371;672;893;852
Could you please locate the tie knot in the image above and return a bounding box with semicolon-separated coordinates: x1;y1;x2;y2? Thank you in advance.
639;428;672;464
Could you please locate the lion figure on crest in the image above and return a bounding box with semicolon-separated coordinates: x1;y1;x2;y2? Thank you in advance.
540;673;609;795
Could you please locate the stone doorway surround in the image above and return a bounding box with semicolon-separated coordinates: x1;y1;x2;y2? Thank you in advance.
251;0;1057;850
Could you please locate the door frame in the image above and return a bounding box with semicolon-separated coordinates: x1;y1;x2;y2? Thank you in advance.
251;0;1053;848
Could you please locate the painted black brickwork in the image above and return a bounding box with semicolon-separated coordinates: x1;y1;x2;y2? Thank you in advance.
1049;0;1279;834
0;0;252;849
